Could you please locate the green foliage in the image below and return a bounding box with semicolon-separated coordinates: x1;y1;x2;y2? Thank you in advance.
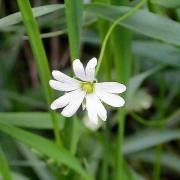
0;122;90;179
17;0;61;145
0;148;12;180
85;3;180;46
0;112;64;129
0;0;180;179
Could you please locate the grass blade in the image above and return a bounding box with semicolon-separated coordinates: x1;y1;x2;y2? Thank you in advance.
0;4;64;28
17;0;61;145
133;41;180;68
151;0;180;8
85;3;180;46
64;0;83;154
0;147;12;180
0;122;90;179
131;151;180;173
123;129;180;154
127;65;165;99
110;0;132;178
0;112;64;129
65;0;83;60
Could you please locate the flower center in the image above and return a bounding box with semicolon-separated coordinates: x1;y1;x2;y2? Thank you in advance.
81;82;94;94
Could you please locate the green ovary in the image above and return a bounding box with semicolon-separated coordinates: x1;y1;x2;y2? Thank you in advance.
81;82;94;94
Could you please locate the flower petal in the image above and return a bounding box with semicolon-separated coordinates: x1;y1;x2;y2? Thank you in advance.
50;91;77;110
85;57;97;81
95;95;107;121
61;89;85;117
95;88;125;107
52;70;79;85
86;93;98;124
49;80;79;91
73;59;86;81
95;82;126;94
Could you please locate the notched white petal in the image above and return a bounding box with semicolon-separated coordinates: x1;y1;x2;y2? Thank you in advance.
52;70;79;85
95;88;125;107
49;80;79;91
73;59;86;81
61;90;85;117
95;82;126;94
95;95;107;121
86;94;98;124
50;92;74;110
85;57;97;81
86;57;97;69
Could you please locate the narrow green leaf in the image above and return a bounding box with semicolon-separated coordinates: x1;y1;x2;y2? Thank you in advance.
123;129;180;154
109;0;133;179
17;143;53;180
65;0;83;60
95;0;111;80
0;147;12;180
131;151;180;173
64;0;83;155
85;3;180;46
151;0;180;8
12;172;30;180
0;112;63;129
123;162;136;180
127;65;165;99
0;90;45;109
110;0;132;84
17;0;61;145
0;4;63;28
0;122;90;179
133;41;180;68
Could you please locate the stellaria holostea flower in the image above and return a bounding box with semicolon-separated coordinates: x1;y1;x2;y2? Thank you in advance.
49;58;126;124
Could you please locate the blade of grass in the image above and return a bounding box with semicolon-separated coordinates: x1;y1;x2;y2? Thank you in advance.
151;0;180;8
123;129;180;154
12;172;30;180
95;0;111;179
17;0;61;145
131;151;180;173
85;3;180;47
17;143;53;180
0;122;90;179
153;144;162;180
127;65;165;99
95;0;111;80
132;41;180;68
64;0;83;154
0;4;64;28
0;112;64;129
110;0;132;178
0;147;12;180
65;0;83;60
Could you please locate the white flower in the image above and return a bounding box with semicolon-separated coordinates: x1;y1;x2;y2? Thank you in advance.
49;58;126;124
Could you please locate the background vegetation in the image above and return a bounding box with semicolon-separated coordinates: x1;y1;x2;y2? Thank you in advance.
0;0;180;179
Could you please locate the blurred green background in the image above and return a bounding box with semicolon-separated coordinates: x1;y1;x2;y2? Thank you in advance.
0;0;180;180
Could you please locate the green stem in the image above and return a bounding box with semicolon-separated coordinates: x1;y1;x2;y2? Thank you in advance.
153;144;162;180
64;0;83;154
95;0;147;75
17;0;61;145
115;109;126;179
153;76;165;180
101;122;110;180
95;0;147;179
0;147;11;180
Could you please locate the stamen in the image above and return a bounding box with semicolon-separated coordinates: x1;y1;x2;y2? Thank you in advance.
81;82;94;94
